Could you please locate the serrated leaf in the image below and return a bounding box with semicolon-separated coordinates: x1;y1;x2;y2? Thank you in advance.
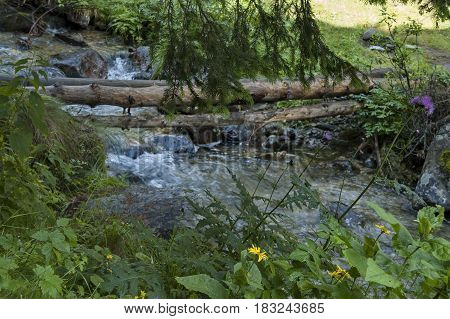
56;218;70;227
90;274;104;287
34;265;63;298
31;230;49;242
176;274;229;299
343;249;367;277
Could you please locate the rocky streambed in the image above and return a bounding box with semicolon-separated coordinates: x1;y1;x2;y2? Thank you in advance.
0;11;448;241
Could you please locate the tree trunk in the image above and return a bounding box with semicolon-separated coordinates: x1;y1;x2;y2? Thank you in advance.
75;100;362;128
37;78;369;108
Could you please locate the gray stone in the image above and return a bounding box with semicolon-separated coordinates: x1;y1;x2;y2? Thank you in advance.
50;49;107;78
416;124;450;211
55;32;88;47
129;46;152;72
369;67;393;78
369;45;385;52
142;134;198;153
18;66;66;78
0;9;35;33
66;10;92;29
222;125;251;145
362;28;377;41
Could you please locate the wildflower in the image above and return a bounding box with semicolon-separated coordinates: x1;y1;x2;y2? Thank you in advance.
106;254;113;260
248;244;269;262
375;224;391;235
410;95;434;115
134;296;139;299
328;265;351;282
140;290;146;299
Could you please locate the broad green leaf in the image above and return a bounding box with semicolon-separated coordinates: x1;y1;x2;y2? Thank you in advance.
343;249;367;277
365;259;400;288
56;218;70;227
417;206;444;238
90;274;104;287
34;265;63;298
176;274;229;299
289;249;310;262
49;230;70;253
31;230;49;242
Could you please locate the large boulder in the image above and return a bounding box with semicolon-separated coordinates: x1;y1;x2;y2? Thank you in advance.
50;49;107;78
416;123;450;211
129;46;152;72
66;10;92;29
18;66;65;78
0;9;36;33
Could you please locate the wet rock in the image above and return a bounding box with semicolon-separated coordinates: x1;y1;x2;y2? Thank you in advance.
129;46;151;72
18;66;66;78
262;123;285;137
369;45;385;52
369;67;393;78
55;32;88;47
50;49;107;78
16;36;32;50
133;72;153;80
142;134;198;153
222;125;251;145
363;156;377;169
362;28;377;41
0;9;35;33
416;123;450;211
331;159;359;176
263;135;292;152
66;10;92;29
92;185;192;238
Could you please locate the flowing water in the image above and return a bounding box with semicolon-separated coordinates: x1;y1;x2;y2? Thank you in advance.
0;29;447;240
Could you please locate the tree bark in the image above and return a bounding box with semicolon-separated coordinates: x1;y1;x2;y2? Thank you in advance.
36;78;369;108
75;100;362;128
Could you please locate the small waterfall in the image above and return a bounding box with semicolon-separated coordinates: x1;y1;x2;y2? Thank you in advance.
107;56;138;80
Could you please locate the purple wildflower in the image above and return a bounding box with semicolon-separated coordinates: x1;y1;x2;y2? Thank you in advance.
323;131;333;141
410;95;435;115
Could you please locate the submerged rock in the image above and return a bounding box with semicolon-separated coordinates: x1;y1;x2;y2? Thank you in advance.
222;125;251;145
55;32;88;47
142;134;198;153
416;123;450;211
50;49;107;78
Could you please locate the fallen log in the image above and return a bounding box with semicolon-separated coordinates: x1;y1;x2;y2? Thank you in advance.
38;78;369;108
0;74;165;88
75;100;362;128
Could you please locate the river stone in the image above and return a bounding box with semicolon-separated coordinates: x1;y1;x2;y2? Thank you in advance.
142;134;198;153
262;135;292;152
129;46;151;72
0;9;36;33
66;10;92;29
90;185;193;238
18;66;66;78
362;28;377;41
222;125;251;145
55;32;88;47
50;49;107;78
416;123;450;211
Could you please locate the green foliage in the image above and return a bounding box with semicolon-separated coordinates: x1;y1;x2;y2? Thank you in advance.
1;62;448;299
440;150;450;173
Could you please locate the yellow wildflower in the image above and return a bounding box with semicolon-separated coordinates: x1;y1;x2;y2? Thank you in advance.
248;245;269;262
328;265;351;282
140;290;146;299
106;254;113;260
134;296;138;299
375;224;391;235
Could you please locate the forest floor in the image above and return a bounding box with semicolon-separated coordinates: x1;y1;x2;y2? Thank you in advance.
312;0;450;70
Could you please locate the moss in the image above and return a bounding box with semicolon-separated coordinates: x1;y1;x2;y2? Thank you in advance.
440;149;450;173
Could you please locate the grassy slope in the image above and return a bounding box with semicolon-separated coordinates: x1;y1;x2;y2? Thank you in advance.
311;0;450;69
